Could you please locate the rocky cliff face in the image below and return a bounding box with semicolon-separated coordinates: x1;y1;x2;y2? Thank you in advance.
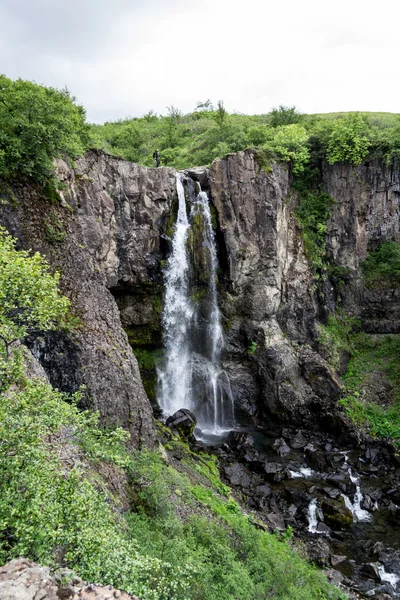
0;158;158;448
209;151;343;428
323;161;400;333
1;149;398;441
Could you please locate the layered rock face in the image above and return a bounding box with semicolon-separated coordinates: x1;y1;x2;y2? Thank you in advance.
0;154;158;447
210;151;343;427
323;161;400;333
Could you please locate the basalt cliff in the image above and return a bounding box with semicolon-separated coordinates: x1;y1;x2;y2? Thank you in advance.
2;149;396;435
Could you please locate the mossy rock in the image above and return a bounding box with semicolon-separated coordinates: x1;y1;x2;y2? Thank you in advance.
322;498;353;528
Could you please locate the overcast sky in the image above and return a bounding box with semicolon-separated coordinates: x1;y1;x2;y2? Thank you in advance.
0;0;399;123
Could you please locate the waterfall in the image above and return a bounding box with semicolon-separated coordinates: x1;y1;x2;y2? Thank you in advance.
157;174;193;417
340;453;371;522
307;499;319;533
157;173;234;436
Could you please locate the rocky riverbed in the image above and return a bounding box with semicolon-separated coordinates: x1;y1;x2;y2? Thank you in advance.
196;427;400;599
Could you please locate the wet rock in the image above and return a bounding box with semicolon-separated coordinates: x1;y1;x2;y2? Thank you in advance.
323;487;342;500
256;484;272;497
166;409;197;439
273;438;291;456
291;431;308;449
365;446;381;465
331;555;347;567
226;431;254;452
223;462;252;488
317;522;331;534
265;512;285;531
306;538;332;566
361;494;379;511
322;498;353;529
325;568;345;585
360;563;381;582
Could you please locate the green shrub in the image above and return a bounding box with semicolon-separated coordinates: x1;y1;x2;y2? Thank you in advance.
326;113;371;165
0;75;90;184
362;240;400;289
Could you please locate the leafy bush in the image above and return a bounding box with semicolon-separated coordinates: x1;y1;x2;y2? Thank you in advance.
326;113;371;165
267;124;310;173
362;240;400;289
0;227;69;354
0;75;90;184
269;105;303;128
0;227;70;389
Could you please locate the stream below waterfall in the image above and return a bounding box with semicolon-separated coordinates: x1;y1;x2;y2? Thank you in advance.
203;426;400;598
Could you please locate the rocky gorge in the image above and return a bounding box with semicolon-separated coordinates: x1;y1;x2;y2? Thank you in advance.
1;148;399;599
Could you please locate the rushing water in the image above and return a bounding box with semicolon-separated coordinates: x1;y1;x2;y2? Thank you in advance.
307;499;319;533
157;174;234;435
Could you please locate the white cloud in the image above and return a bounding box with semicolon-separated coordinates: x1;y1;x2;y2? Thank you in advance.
0;0;399;122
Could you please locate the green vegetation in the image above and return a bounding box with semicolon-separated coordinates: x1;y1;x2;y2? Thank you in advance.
0;222;343;599
91;101;400;171
362;240;400;289
340;334;400;442
318;311;359;372
1;74;400;187
293;166;335;276
0;227;70;389
320;312;400;443
0;75;90;185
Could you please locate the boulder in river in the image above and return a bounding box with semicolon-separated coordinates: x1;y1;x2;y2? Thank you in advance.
166;408;197;439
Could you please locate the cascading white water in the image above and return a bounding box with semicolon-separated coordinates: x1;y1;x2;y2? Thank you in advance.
307;499;319;533
340;453;371;522
157;174;193;416
158;174;234;435
378;565;400;589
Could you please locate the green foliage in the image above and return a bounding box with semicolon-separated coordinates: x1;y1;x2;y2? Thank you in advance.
248;341;258;355
293;168;335;275
0;380;195;600
0;75;90;184
269;105;303;128
326;113;371;165
267;124;310;173
43;213;66;244
128;449;344;600
91;99;400;171
362;240;400;289
339;334;400;442
0;227;70;376
318;311;360;371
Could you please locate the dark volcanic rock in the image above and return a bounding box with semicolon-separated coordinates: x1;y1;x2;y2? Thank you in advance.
166;409;197;439
223;462;252;488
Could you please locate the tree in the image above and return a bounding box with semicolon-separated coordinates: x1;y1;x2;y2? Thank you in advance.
213;101;228;130
0;227;70;363
269;124;310;173
269;105;302;128
0;75;90;184
326;113;371;165
195;99;214;112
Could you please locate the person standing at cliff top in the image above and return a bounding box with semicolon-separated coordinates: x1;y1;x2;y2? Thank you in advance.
153;149;160;167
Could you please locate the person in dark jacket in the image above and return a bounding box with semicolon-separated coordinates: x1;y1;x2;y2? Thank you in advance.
153;149;160;167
